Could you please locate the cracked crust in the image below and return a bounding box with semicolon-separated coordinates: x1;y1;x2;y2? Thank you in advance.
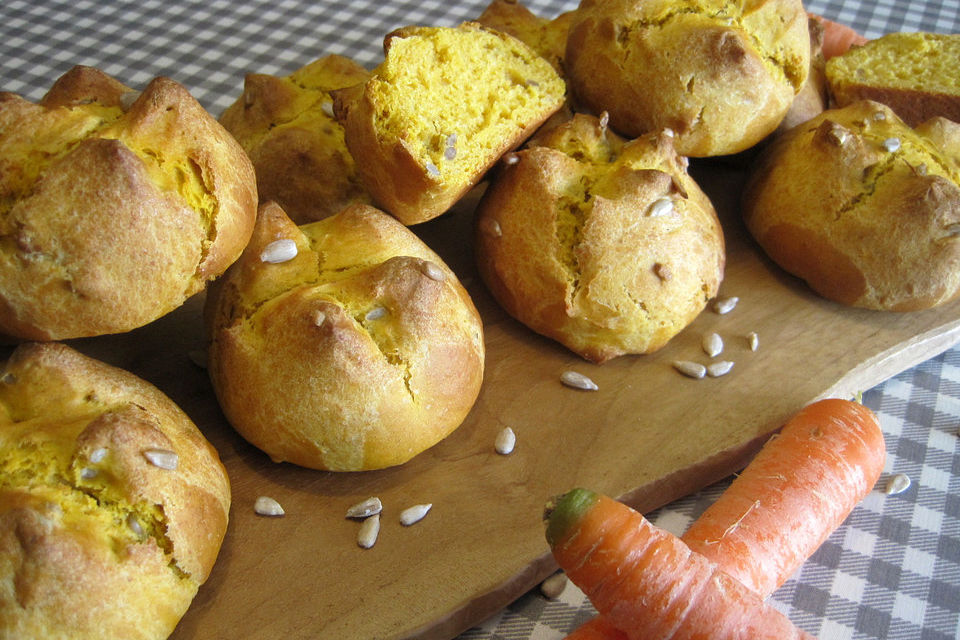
0;342;230;640
205;201;485;471
219;54;373;224
475;114;725;363
743;100;960;311
564;0;810;157
0;65;257;341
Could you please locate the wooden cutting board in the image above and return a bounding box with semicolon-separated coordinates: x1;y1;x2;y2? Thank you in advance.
26;159;960;639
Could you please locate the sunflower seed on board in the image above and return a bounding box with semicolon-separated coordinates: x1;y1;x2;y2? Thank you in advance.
702;332;723;357
345;497;382;519
254;496;285;517
260;239;298;264
712;296;739;315
673;360;706;379
747;331;759;352
540;572;568;599
884;473;911;495
560;370;598;391
358;513;380;548
495;427;517;455
706;360;734;377
142;448;178;470
399;503;432;526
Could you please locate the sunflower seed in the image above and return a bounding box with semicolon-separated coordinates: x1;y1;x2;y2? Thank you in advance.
673;360;706;379
80;467;97;479
142;448;178;470
312;310;327;327
702;332;723;357
254;496;285;517
425;162;440;177
503;153;520;165
127;513;145;536
444;133;457;160
485;219;503;237
713;296;739;315
747;331;759;351
706;360;734;377
346;497;382;519
883;473;911;495
421;261;445;282
662;127;675;138
89;447;108;463
647;197;675;217
540;572;568;599
495;427;516;455
260;239;298;264
873;110;886;121
399;503;432;526
560;370;598;391
882;137;901;153
599;111;610;132
365;306;386;322
358;513;380;548
321;101;335;118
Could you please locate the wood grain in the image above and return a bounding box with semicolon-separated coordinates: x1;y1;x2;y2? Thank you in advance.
14;159;960;639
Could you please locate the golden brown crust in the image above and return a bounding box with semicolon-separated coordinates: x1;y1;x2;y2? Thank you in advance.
475;0;576;73
476;114;724;362
0;342;230;639
564;0;810;157
219;54;372;224
206;201;485;471
0;66;257;341
743;100;960;311
332;22;566;225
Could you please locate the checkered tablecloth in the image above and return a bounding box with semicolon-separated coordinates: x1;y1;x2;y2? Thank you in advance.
0;1;957;639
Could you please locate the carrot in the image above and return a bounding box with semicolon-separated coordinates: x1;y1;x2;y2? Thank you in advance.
545;488;817;640
809;12;869;59
681;398;885;597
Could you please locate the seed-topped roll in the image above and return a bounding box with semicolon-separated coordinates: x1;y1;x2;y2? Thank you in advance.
0;66;257;340
332;21;566;225
564;0;811;157
743;100;960;311
219;54;373;224
475;114;725;363
0;342;231;640
205;201;485;471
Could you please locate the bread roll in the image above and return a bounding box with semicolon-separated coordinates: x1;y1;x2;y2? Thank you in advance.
332;22;566;225
219;54;372;224
476;0;577;74
0;342;230;639
826;32;960;127
0;66;257;341
206;201;485;471
476;114;725;363
743;100;960;311
564;0;810;157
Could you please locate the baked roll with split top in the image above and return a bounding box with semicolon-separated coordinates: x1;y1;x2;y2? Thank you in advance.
0;66;257;341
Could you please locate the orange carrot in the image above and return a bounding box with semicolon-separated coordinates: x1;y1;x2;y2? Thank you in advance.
809;12;869;59
681;398;885;597
545;489;817;640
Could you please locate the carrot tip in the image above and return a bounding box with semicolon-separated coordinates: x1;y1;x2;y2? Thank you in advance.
545;488;599;547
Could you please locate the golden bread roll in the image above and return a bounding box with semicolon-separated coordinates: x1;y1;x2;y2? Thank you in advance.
476;0;577;73
743;100;960;311
475;114;725;363
0;66;257;341
205;201;485;471
219;54;373;224
826;32;960;127
0;342;230;640
776;13;829;133
332;21;566;225
564;0;811;157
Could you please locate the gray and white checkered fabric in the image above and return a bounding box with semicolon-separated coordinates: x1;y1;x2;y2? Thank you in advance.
0;1;957;639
